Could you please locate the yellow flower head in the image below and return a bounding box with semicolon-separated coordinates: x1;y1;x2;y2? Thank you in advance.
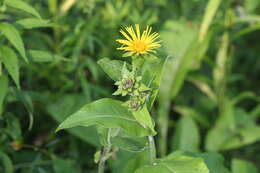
116;24;161;56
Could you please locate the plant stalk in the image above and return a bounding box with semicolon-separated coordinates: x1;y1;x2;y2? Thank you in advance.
98;145;111;173
148;135;156;164
98;128;112;173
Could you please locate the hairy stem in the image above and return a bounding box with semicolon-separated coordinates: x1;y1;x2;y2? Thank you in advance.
98;129;112;173
98;146;111;173
148;135;156;164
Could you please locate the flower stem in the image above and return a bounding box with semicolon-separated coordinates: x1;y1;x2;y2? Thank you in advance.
148;135;156;164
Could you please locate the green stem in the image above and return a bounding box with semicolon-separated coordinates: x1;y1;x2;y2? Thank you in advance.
98;146;111;173
98;129;112;173
148;135;156;164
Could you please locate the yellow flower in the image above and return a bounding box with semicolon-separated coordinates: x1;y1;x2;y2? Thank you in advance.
116;24;161;56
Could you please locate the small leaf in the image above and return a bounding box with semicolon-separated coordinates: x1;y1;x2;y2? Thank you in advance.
132;105;156;135
0;75;8;114
15;18;55;29
1;46;20;88
56;98;153;137
28;50;67;62
0;23;27;62
97;58;125;81
5;0;42;19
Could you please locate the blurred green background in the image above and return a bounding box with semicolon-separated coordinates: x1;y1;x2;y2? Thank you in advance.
0;0;260;172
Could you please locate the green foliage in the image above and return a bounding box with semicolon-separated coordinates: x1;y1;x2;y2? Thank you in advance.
0;0;259;172
57;98;155;137
135;155;209;173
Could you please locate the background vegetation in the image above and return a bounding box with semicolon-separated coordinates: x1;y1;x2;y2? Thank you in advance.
0;0;260;172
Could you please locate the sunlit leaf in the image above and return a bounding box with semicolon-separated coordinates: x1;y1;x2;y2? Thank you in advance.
134;155;209;173
57;98;154;137
1;46;20;88
5;0;42;19
0;23;27;62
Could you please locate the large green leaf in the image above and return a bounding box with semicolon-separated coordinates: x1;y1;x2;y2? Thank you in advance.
56;98;153;137
232;159;258;173
5;0;42;19
172;116;200;152
47;94;100;147
0;23;27;62
159;20;197;103
134;155;209;173
0;47;20;88
97;58;124;81
0;75;8;115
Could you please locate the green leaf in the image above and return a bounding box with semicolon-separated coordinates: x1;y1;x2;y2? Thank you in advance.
199;0;222;41
28;50;67;62
97;58;124;81
47;94;100;147
0;23;27;62
56;98;153;137
232;159;258;173
0;46;20;88
172;116;200;152
174;105;211;128
5;0;42;19
244;0;260;13
0;75;8;115
111;136;148;152
15;18;55;29
0;151;13;173
159;21;197;103
53;157;79;173
12;88;34;130
206;103;260;151
132;105;156;135
134;155;209;173
124;151;149;173
142;58;166;110
170;151;230;173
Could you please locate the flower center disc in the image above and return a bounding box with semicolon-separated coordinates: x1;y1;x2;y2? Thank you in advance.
134;41;147;53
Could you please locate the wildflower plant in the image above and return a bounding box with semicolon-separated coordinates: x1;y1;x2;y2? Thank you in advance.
57;25;209;173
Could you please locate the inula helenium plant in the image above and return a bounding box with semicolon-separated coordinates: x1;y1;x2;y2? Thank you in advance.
56;25;210;173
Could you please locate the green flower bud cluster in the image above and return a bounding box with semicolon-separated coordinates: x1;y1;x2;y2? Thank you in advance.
113;65;151;111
